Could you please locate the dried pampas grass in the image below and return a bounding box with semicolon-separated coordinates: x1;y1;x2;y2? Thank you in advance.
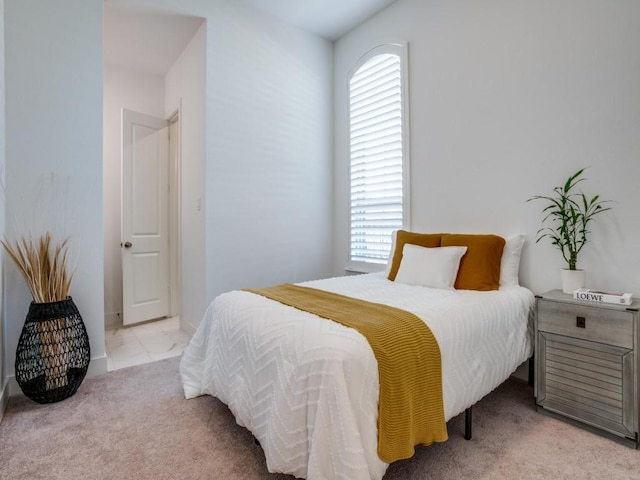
1;232;74;303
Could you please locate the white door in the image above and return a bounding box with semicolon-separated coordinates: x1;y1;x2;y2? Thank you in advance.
121;109;170;325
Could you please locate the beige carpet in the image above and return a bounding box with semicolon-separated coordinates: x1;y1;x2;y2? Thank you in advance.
0;357;638;480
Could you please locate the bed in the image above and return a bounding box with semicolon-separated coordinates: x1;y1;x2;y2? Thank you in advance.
180;232;535;480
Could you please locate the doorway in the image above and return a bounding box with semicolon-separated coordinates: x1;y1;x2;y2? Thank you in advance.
103;3;203;334
103;4;205;374
104;106;183;371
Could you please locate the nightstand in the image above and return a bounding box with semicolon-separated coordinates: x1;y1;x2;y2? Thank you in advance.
535;289;639;447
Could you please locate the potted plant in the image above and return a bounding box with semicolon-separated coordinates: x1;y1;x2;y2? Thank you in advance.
2;232;90;403
527;168;613;294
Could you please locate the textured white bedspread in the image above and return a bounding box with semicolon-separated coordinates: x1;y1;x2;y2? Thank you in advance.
180;273;535;480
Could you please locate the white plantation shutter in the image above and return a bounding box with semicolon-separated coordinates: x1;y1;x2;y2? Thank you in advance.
349;44;409;268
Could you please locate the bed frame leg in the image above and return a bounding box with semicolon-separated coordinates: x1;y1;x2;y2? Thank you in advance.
464;407;472;440
528;355;535;386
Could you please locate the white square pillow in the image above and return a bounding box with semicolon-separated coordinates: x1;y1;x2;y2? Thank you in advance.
500;234;525;287
395;244;467;289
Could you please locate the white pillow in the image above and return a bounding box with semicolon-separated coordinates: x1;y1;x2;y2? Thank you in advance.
500;234;525;287
395;244;467;289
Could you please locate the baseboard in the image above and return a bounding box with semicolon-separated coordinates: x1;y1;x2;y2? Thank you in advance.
8;375;19;398
104;311;122;330
0;378;9;424
87;354;108;378
511;361;529;382
181;318;196;337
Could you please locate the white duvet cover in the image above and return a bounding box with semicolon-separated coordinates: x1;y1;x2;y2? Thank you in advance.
180;273;535;480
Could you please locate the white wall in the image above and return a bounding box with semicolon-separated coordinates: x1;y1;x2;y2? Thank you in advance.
204;2;334;305
0;0;7;418
103;65;166;328
164;22;206;333
4;0;105;388
334;0;640;296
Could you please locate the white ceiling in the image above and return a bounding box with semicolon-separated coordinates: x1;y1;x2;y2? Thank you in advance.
104;0;396;76
240;0;397;41
103;4;204;76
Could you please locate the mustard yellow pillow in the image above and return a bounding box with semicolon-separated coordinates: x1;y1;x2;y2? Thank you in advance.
388;230;443;281
441;234;505;291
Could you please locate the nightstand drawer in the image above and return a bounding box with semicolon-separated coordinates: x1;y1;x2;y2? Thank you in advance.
537;299;634;349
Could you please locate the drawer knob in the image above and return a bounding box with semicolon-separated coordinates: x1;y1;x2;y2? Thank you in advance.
576;316;586;328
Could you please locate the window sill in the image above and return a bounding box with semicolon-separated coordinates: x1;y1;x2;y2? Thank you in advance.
345;263;386;275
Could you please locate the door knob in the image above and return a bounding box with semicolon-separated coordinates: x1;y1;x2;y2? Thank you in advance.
124;241;133;249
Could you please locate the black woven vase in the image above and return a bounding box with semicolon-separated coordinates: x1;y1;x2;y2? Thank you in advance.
15;297;90;404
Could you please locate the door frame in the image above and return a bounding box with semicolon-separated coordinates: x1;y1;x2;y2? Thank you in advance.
168;106;182;318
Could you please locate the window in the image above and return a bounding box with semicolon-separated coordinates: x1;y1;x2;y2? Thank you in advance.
348;43;409;271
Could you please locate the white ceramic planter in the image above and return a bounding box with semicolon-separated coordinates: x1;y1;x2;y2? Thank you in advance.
561;269;586;294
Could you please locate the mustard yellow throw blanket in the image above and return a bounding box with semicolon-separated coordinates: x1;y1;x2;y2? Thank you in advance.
245;283;448;462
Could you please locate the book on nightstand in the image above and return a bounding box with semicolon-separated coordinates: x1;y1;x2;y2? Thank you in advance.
573;288;633;305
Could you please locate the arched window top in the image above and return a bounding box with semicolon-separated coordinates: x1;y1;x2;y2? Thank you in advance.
348;43;405;80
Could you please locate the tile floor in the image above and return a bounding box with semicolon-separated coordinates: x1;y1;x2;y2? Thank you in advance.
105;316;191;371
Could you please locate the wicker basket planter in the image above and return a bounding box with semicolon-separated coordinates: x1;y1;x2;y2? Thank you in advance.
15;297;90;404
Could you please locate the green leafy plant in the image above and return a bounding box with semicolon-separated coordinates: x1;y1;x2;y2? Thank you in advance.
527;168;612;270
